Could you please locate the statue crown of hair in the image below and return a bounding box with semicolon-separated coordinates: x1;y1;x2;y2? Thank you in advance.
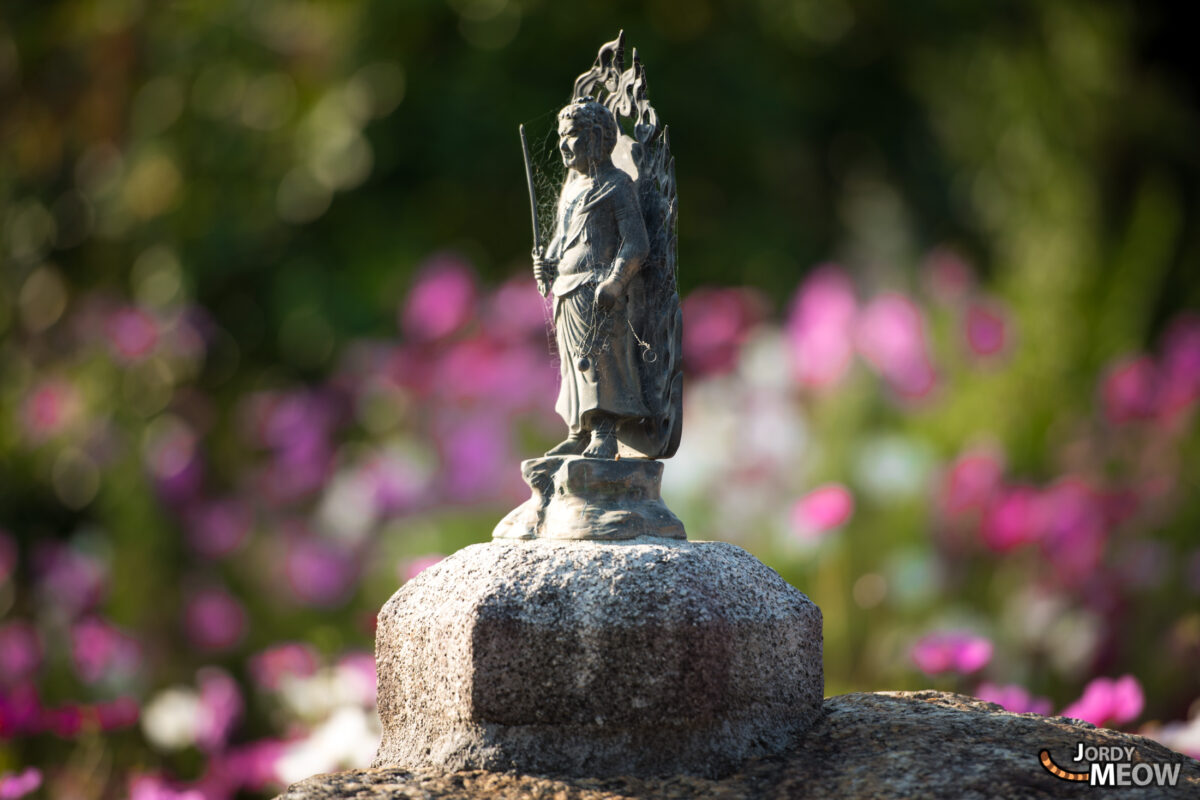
560;97;618;157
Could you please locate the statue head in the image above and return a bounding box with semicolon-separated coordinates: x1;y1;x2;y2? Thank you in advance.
557;98;618;174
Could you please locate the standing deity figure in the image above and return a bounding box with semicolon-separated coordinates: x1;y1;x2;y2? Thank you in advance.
527;33;683;461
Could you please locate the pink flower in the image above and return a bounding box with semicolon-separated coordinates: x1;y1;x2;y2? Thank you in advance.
923;248;973;305
400;554;444;583
1159;313;1200;419
1038;478;1106;583
195;667;243;752
980;486;1041;552
964;300;1008;359
1101;355;1158;424
1060;675;1144;727
214;739;287;792
856;293;937;399
975;682;1052;715
95;696;140;731
0;623;41;685
911;631;993;675
438;416;513;502
21;378;81;440
129;774;205;800
0;683;42;737
401;254;477;341
284;538;357;607
249;643;319;690
681;287;765;376
106;307;159;360
0;767;42;799
790;484;854;539
33;543;107;616
183;588;247;652
185;499;252;558
785;266;858;389
71;617;142;683
483;276;549;342
939;448;1004;518
337;651;378;706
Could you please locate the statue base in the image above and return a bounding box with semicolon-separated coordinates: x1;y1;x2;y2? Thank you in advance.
372;540;824;778
492;456;685;541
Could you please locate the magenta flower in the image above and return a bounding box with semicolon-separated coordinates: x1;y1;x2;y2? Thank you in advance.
483;276;549;342
922;248;973;305
71;617;142;684
185;498;252;559
1038;478;1106;583
95;696;140;731
183;588;247;652
401;253;477;341
1159;313;1200;419
249;643;319;690
785;265;858;389
0;623;40;685
0;767;41;799
21;378;81;440
975;682;1052;715
790;484;855;539
911;631;993;675
283;537;357;607
213;739;287;792
106;307;159;361
129;774;206;800
400;553;444;583
939;448;1004;518
857;293;937;399
1101;355;1158;425
682;287;765;376
0;683;41;737
964;300;1009;359
337;651;378;706
980;486;1041;552
438;416;514;501
33;542;107;616
1060;675;1144;727
195;667;243;752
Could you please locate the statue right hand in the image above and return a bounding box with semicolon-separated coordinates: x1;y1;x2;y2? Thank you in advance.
532;251;557;287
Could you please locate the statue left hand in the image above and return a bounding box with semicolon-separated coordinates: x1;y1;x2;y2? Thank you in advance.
595;278;623;310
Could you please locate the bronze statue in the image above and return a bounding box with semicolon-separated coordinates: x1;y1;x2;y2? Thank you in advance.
525;32;682;462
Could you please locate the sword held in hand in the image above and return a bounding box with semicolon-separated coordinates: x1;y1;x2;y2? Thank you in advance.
520;124;551;297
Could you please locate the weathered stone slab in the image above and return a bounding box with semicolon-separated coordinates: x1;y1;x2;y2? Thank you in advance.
281;692;1200;799
372;539;822;778
493;457;685;540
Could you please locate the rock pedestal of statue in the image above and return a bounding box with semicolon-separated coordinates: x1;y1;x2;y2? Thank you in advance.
371;539;823;778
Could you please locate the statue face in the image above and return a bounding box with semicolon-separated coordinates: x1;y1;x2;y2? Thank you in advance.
557;115;592;172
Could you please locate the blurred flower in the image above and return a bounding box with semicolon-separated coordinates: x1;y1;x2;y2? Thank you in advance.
0;684;41;738
1060;675;1144;727
95;697;140;731
1038;478;1106;584
250;643;319;691
144;415;202;503
482;276;548;342
274;706;380;784
71;616;142;683
20;378;82;441
183;588;247;652
911;631;993;675
437;415;514;501
1144;704;1200;759
964;300;1009;359
1101;355;1158;425
34;543;106;616
399;554;443;583
681;287;765;376
337;651;377;707
195;667;242;752
106;307;160;361
142;688;201;751
205;740;287;794
857;292;937;399
401;254;476;340
283;537;357;607
129;774;205;800
980;486;1040;552
0;768;42;799
939;448;1004;518
975;682;1052;715
184;498;252;558
785;265;857;389
790;484;855;539
1159;313;1200;419
0;623;40;685
923;248;973;305
358;447;435;517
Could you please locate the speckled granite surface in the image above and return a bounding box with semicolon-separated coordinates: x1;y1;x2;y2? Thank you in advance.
278;691;1200;799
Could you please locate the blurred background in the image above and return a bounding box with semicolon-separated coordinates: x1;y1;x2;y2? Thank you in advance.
2;0;1199;796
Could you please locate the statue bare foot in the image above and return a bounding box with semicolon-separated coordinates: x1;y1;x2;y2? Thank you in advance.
546;433;588;456
582;430;618;459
